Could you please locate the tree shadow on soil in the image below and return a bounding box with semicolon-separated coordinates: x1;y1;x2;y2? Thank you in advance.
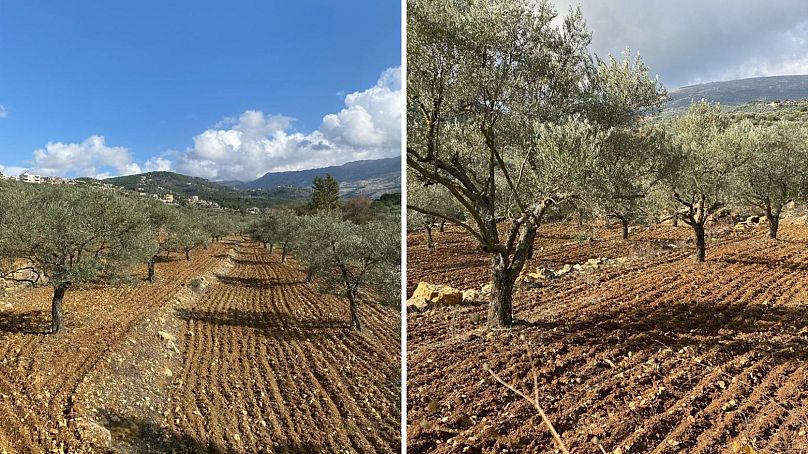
231;258;270;266
217;275;304;288
175;307;351;339
529;297;808;364
95;410;326;453
0;309;51;334
721;256;808;272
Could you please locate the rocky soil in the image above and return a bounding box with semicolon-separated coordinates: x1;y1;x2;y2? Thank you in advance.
407;221;808;453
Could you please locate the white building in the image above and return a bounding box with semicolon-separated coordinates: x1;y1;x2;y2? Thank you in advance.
162;193;175;204
246;207;260;215
19;173;42;184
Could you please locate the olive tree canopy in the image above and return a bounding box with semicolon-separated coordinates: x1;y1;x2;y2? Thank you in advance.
407;0;664;327
0;185;155;333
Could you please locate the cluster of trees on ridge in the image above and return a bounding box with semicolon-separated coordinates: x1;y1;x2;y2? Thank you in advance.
248;174;401;331
406;0;808;328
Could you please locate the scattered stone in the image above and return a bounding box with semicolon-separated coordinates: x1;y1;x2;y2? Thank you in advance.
79;421;112;449
158;331;176;343
406;282;463;311
462;289;482;304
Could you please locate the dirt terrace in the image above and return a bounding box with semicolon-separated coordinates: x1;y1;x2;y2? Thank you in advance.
0;239;400;453
407;222;808;453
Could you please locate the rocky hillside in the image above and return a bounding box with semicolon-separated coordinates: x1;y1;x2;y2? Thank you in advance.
667;75;808;111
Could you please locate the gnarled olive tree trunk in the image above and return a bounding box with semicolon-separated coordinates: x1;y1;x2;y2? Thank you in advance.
346;286;361;330
147;256;156;282
765;205;782;240
51;284;68;334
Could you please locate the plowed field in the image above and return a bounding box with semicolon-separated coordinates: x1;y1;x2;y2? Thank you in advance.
0;239;400;453
407;222;808;453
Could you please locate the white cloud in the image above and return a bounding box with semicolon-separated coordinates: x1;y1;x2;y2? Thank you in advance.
0;105;7;119
31;135;142;179
0;165;26;176
0;67;401;181
143;157;172;172
551;1;808;88
173;66;402;181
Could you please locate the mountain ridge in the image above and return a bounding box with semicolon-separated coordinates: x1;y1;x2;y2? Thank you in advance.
667;75;808;111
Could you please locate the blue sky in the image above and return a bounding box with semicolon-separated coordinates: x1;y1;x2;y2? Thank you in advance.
0;0;402;180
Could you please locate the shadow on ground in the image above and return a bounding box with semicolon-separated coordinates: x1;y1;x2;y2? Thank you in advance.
175;307;350;339
0;309;51;335
95;410;327;453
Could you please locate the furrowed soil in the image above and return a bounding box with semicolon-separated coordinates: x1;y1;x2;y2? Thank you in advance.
407;222;808;453
0;239;400;453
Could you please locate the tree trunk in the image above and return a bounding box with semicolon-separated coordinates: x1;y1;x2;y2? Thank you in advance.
147;256;156;282
263;241;267;249
672;213;679;227
282;244;287;263
694;223;706;262
488;258;515;328
51;285;67;334
305;269;313;283
425;225;434;249
620;218;629;240
765;206;780;239
348;289;361;330
185;249;191;261
269;243;274;254
439;220;446;232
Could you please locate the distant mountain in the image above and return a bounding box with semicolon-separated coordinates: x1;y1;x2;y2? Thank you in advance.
101;171;308;209
236;157;401;199
95;157;402;209
667;75;808;111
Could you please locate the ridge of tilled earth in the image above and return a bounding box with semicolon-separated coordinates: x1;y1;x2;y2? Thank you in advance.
407;223;808;454
164;242;402;453
0;241;235;453
76;245;238;453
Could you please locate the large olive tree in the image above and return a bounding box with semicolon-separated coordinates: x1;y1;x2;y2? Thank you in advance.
407;0;662;327
584;53;669;239
0;185;155;333
295;213;400;330
666;100;755;262
144;200;181;282
734;121;808;239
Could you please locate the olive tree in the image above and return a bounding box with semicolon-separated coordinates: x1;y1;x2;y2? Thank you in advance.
666;100;754;262
169;210;208;261
296;213;400;330
584;53;668;239
734;121;808;239
144;200;181;282
248;216;275;251
203;213;236;243
0;185;155;333
407;0;662;327
406;178;462;248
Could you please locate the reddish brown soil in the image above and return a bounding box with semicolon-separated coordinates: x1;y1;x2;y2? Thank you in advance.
167;241;401;453
407;222;808;453
0;239;400;453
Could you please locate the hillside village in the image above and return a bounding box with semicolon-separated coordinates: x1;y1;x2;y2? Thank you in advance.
0;171;268;214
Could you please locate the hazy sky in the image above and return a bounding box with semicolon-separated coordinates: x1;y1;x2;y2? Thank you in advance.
0;1;401;181
552;1;808;90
